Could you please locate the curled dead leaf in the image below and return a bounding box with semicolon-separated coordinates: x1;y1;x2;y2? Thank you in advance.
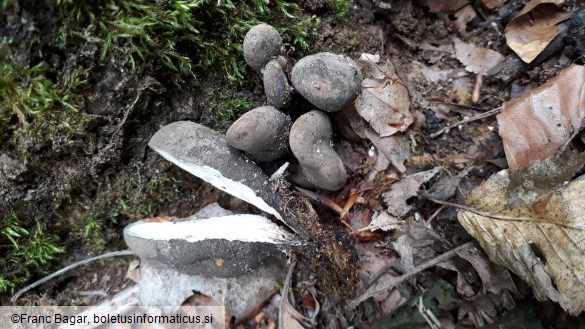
505;0;572;63
458;162;585;315
355;53;413;137
453;38;505;75
383;167;441;217
496;64;585;171
365;128;410;173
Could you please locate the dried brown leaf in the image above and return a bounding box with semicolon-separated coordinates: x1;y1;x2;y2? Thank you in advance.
335;104;367;142
456;245;517;295
383;167;441;217
505;0;572;63
365;211;402;231
355;53;413;137
334;141;367;172
496;64;585;171
365;128;410;173
453;38;505;75
436;259;477;297
441;5;477;35
458;164;585;315
457;293;499;327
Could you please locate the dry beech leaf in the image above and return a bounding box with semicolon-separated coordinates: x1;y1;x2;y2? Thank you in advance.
365;211;402;231
355;53;413;137
455;245;517;296
383;167;440;217
497;64;585;171
458;166;585;315
453;38;505;75
505;0;572;63
442;5;477;35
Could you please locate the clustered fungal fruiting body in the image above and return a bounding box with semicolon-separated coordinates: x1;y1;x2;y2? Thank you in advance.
232;24;364;191
289;110;347;190
263;59;292;108
226;106;292;162
291;52;362;112
243;24;284;73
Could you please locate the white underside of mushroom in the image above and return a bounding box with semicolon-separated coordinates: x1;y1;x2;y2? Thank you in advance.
126;214;295;243
154;148;283;221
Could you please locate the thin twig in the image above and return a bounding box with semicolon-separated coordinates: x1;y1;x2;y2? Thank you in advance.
425;205;446;226
347;242;474;310
279;259;313;328
472;74;483;103
430;107;502;138
427;197;585;230
11;250;135;303
295;186;342;215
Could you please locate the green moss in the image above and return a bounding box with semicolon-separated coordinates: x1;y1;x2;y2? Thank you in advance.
213;95;254;131
0;214;65;295
55;0;319;84
327;0;351;21
0;62;80;124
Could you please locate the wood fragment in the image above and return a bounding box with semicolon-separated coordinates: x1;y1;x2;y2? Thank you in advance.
426;205;446;226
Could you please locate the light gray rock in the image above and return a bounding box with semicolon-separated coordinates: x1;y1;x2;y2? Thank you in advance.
226;106;292;162
263;59;291;108
139;259;284;321
291;52;362;112
243;24;282;72
289;110;347;190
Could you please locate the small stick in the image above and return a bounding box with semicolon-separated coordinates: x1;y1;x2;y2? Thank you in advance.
11;250;135;303
425;205;446;226
340;193;359;221
347;242;474;310
472;74;483;103
295;186;342;215
430;107;502;138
